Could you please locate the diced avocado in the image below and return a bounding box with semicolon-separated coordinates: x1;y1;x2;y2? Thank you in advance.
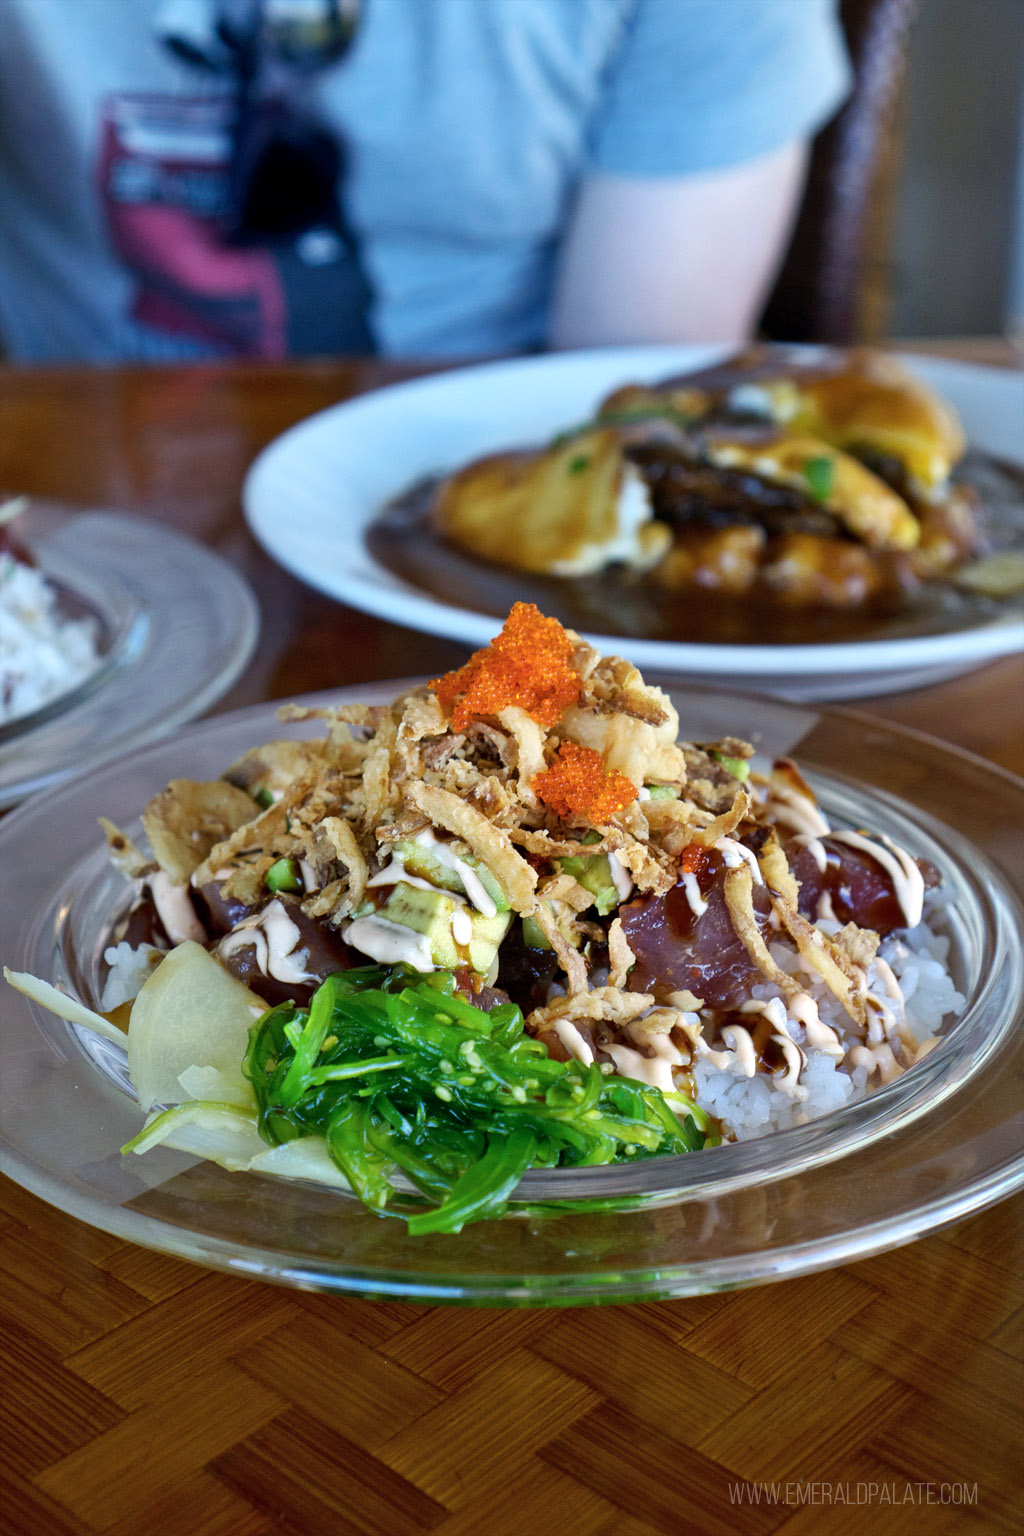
520;908;584;951
557;851;619;917
463;910;513;975
392;837;509;912
382;881;511;974
390;839;459;894
521;914;552;950
645;784;680;800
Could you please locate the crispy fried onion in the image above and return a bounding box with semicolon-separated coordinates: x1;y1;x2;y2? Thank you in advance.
405;781;538;914
192;798;291;891
722;865;801;1000
607;917;635;989
358;714;398;834
773;900;869;1029
142;779;260;884
99;817;152;879
276;700;376;729
305;815;368;915
528;903;588;995
224;739;323;796
638;796;704;858
528;987;696;1095
529;986;654;1036
694;789;751;847
756;829;801;909
396;689;448;743
496;705;546;803
719;843;872;1030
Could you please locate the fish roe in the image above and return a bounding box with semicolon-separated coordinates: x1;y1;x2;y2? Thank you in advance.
430;603;581;731
678;843;709;876
533;741;637;824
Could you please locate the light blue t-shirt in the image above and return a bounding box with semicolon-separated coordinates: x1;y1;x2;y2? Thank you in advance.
0;0;850;361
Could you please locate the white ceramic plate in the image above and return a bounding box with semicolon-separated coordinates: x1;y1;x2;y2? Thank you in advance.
0;506;260;807
243;346;1024;701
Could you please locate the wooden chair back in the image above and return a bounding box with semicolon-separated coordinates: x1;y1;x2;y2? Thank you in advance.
761;0;920;343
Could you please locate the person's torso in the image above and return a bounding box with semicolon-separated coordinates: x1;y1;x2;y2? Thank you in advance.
0;0;634;360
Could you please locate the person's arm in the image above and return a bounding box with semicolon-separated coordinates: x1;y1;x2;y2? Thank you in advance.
549;137;808;349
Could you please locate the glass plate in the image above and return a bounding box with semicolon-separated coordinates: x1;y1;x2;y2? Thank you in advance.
243;346;1024;701
1;686;1021;1305
0;505;260;807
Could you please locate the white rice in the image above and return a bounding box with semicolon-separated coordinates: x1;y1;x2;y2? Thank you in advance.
0;552;101;725
692;905;965;1140
100;940;163;1010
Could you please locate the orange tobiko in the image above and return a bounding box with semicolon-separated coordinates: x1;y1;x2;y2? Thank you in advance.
430;603;581;731
532;740;637;824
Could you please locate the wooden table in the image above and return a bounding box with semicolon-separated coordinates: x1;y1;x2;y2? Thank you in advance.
1;349;1021;1535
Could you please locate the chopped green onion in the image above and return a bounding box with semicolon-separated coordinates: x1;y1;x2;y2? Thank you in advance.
709;751;750;783
803;455;835;503
265;857;303;894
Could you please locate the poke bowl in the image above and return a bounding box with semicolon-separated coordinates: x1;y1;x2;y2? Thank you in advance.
1;610;1021;1302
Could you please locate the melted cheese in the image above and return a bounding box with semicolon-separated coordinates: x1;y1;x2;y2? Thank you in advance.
703;430;921;551
436;430;671;577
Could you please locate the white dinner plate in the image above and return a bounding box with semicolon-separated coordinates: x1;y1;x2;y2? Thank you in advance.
243;346;1023;702
0;506;260;807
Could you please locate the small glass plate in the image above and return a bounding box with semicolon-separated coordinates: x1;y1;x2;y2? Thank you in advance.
1;686;1021;1304
0;535;141;746
0;504;259;807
